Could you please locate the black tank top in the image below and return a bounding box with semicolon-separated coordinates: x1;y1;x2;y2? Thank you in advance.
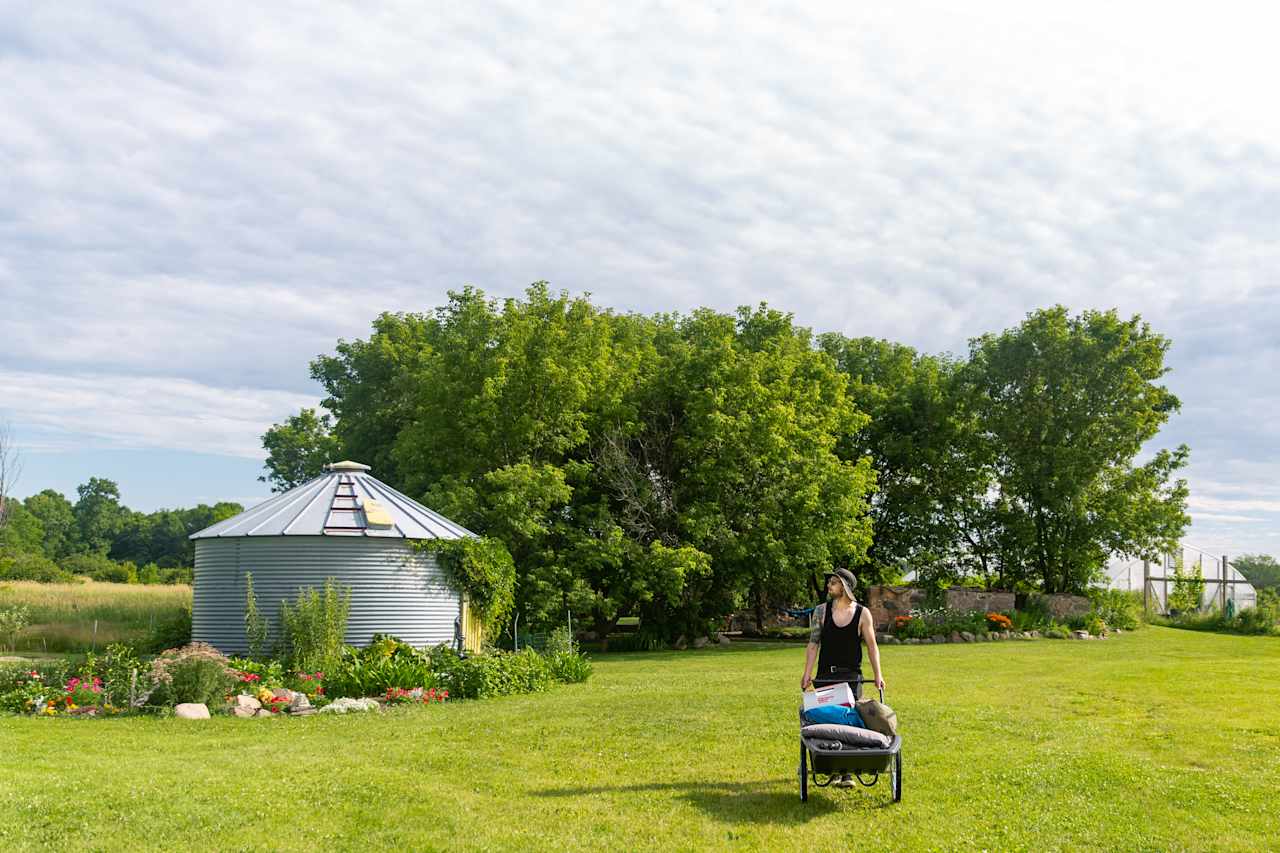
816;601;863;681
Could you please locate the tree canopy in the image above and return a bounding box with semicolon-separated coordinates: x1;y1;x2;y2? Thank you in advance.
264;291;1193;631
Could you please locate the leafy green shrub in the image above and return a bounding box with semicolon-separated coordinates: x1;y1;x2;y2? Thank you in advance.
429;646;554;699
1089;589;1143;630
1043;625;1071;639
226;657;286;690
0;658;70;695
142;604;192;653
278;578;350;671
1168;555;1205;615
94;643;145;707
146;643;237;708
1011;608;1050;632
544;626;575;656
546;651;592;683
160;567;193;585
0;604;29;651
1232;607;1278;636
61;553;114;578
91;561;138;584
1017;595;1053;630
1085;614;1106;636
138;563;162;585
324;636;437;698
0;552;77;583
0;669;57;714
1064;614;1089;630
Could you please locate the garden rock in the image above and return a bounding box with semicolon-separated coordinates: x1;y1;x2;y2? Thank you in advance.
230;705;257;718
717;633;731;646
174;703;210;720
233;694;262;712
949;631;963;644
272;688;296;701
932;635;946;644
1072;630;1090;640
253;708;276;717
693;636;710;649
289;693;311;712
960;631;975;643
673;635;688;650
289;706;316;716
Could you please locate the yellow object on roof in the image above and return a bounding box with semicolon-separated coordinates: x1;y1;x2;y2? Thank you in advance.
363;499;395;528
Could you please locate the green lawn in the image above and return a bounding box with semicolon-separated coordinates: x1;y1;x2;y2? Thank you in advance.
2;628;1278;851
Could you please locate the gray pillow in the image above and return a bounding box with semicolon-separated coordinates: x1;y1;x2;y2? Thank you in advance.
801;723;891;749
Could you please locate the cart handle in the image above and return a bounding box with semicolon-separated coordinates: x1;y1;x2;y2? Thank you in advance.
850;675;884;703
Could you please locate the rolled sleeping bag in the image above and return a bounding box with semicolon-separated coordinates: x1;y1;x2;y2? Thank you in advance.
801;723;891;749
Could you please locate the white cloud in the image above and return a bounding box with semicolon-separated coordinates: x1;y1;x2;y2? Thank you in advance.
0;370;317;458
1;0;1278;553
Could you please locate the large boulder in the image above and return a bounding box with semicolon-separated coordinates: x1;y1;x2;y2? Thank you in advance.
174;703;210;720
693;636;711;649
289;693;312;712
716;633;732;646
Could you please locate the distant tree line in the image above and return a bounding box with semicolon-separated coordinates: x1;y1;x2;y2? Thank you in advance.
253;284;1189;640
0;476;240;584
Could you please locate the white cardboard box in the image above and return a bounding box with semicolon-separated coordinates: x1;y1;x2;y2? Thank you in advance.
802;682;856;711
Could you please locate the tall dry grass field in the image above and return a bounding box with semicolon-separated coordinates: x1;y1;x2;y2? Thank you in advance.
0;580;191;653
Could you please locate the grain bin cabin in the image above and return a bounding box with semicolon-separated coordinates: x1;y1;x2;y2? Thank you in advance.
188;461;483;655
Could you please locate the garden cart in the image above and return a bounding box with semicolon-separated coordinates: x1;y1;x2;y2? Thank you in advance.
798;677;901;803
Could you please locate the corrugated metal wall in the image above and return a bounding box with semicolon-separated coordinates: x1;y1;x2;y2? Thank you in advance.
193;536;461;654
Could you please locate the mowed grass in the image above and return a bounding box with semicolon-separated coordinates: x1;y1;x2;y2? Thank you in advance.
2;628;1279;852
0;580;190;652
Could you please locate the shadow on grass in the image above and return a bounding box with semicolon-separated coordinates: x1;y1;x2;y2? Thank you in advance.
532;779;896;823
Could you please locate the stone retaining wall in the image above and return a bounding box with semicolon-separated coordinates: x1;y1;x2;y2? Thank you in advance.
1042;593;1091;620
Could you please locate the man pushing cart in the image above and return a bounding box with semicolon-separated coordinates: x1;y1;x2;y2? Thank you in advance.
798;568;901;802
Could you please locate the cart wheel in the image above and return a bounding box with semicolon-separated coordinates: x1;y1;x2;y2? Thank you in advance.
799;744;808;802
891;749;902;803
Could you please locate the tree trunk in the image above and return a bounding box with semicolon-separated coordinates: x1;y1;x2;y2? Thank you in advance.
752;585;766;635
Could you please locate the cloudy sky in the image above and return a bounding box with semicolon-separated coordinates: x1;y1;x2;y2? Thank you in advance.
2;1;1276;559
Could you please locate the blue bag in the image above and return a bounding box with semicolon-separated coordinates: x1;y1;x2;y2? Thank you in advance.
801;704;866;728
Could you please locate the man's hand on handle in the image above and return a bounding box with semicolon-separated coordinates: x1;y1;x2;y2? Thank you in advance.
801;672;813;691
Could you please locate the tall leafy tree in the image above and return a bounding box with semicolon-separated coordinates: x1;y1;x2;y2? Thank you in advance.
663;307;875;632
0;501;44;555
23;489;78;559
966;307;1190;593
74;478;127;556
260;408;343;492
1233;554;1280;589
292;288;876;640
819;335;1003;586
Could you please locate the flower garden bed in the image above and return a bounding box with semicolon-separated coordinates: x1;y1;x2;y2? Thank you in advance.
0;632;591;720
881;605;1123;645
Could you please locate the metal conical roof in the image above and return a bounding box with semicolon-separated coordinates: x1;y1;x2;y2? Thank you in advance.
190;463;476;540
